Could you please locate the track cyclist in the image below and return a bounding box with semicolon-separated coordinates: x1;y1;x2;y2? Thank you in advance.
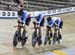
32;13;45;46
13;0;31;47
45;16;63;45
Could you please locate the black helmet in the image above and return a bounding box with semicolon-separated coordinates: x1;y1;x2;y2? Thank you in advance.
15;0;21;4
47;16;51;21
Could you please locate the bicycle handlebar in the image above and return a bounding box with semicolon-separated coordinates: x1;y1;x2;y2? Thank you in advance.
31;27;40;29
13;26;24;28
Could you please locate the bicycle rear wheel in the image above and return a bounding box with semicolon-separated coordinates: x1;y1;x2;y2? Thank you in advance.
21;37;28;47
38;30;42;46
21;30;28;47
37;37;42;46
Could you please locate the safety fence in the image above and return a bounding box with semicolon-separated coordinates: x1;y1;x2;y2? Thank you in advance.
0;7;75;18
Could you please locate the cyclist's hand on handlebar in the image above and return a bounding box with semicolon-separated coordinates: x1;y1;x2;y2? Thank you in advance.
20;22;23;24
36;22;39;25
47;24;50;27
37;23;39;25
56;26;59;30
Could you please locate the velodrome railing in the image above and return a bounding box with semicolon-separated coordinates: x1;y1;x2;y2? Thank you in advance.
0;0;75;11
0;6;75;18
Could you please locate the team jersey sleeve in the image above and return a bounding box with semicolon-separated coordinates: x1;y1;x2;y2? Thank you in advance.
46;19;49;26
49;19;54;28
57;20;61;27
34;17;39;23
58;17;61;27
38;14;43;23
22;11;28;24
56;17;61;27
18;16;22;22
31;15;38;23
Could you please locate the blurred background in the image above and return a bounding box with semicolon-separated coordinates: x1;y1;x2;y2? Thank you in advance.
0;0;75;11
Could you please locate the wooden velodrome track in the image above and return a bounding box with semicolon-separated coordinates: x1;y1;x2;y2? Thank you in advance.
0;12;75;55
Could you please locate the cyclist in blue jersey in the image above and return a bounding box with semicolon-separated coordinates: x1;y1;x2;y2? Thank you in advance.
33;13;44;28
44;16;53;45
18;6;32;43
52;17;63;42
32;13;45;46
45;16;63;45
16;0;31;46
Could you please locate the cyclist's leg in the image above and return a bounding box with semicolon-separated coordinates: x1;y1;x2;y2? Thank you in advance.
23;15;31;38
47;27;52;45
39;18;44;37
53;24;57;44
37;26;42;45
53;23;57;36
39;18;44;39
47;26;49;38
58;21;63;41
33;21;37;30
57;29;62;43
49;27;53;40
17;20;22;35
46;26;52;45
33;21;37;40
46;26;50;39
17;20;21;30
44;26;49;45
17;20;22;42
58;29;61;39
37;19;44;45
21;24;28;46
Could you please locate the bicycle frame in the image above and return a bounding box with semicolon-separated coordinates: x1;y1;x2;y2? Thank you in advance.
32;23;42;47
53;24;60;44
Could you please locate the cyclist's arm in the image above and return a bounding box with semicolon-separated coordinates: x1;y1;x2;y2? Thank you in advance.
18;16;22;22
22;11;28;24
56;17;61;28
33;17;39;23
49;20;54;28
46;19;49;26
38;15;43;23
57;20;61;29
